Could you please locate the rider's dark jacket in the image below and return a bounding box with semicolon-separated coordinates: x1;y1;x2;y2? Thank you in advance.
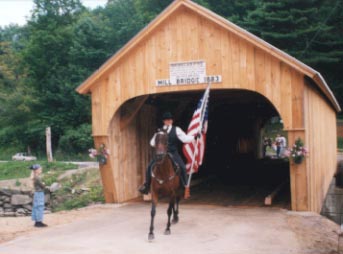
150;125;194;148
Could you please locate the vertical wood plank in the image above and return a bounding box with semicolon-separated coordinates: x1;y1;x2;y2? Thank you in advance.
280;63;292;129
291;71;304;128
270;57;281;113
239;38;248;89
246;42;255;90
221;31;233;86
254;48;265;95
231;32;240;87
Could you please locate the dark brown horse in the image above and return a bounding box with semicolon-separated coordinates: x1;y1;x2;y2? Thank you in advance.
148;129;183;241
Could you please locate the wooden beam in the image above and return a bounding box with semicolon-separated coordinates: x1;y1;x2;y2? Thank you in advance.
120;95;149;130
265;181;287;206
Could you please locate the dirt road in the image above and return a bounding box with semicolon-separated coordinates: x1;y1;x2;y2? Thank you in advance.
0;202;340;254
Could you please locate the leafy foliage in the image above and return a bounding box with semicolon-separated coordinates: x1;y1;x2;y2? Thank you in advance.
58;124;93;154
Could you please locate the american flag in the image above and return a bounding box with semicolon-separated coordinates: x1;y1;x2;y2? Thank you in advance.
182;85;210;174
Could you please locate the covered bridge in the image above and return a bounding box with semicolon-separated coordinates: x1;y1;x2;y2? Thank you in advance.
76;0;340;212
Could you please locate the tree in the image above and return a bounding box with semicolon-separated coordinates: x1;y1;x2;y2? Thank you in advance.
205;0;256;23
241;0;343;111
20;0;90;150
242;0;343;66
0;25;38;151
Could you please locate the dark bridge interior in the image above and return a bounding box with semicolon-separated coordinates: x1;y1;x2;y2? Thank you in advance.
146;89;290;208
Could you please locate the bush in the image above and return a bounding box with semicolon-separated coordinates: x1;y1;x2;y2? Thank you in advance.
58;124;93;154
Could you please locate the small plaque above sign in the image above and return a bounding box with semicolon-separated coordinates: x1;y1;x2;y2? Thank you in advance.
156;60;222;86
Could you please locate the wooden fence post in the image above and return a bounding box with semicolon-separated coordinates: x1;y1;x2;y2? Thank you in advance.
46;127;53;162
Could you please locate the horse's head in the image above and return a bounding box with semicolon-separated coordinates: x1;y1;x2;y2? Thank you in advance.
154;129;168;162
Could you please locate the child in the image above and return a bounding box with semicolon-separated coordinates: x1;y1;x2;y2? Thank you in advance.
30;164;49;227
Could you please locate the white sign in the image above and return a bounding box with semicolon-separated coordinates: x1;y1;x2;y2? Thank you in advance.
156;60;221;86
170;60;206;84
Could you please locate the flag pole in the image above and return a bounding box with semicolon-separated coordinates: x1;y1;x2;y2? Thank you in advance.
184;81;211;199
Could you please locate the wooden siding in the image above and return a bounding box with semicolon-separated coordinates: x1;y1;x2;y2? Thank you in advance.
304;84;337;212
108;104;155;202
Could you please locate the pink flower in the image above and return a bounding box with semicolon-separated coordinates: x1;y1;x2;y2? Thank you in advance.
284;149;291;157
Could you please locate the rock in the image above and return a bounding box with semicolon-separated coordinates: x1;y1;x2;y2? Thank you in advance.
11;194;32;205
49;182;61;192
81;187;90;192
15;208;26;216
0;189;12;196
4;211;15;216
23;204;32;211
4;203;12;209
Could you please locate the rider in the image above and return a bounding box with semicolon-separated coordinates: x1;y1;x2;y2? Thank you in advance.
138;111;198;195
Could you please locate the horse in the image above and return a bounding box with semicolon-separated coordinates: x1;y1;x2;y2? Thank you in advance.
148;129;183;241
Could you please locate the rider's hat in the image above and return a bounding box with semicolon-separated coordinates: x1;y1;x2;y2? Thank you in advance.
29;164;41;170
162;112;173;120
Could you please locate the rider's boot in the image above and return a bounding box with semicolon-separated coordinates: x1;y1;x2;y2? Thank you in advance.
138;182;150;195
139;166;152;195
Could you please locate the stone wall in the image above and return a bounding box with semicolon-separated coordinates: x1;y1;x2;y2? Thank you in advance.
0;189;50;217
321;178;343;225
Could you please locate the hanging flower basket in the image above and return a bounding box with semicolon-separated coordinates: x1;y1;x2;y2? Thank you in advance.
286;138;308;165
293;155;303;164
88;144;110;165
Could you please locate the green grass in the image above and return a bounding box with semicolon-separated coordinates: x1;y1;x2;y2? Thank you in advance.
0;161;77;181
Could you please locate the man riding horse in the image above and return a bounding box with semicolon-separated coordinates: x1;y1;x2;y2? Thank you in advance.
139;111;199;195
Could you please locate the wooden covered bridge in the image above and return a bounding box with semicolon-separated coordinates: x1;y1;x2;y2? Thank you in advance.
77;0;340;212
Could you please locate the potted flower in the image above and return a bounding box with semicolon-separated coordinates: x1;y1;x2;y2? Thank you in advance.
288;138;308;164
89;144;110;165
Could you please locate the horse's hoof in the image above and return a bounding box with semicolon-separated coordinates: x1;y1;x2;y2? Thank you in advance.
164;229;171;235
172;218;179;224
148;233;154;241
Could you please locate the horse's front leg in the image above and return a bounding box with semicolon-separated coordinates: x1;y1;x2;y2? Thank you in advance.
172;196;180;224
148;200;156;241
165;200;174;235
